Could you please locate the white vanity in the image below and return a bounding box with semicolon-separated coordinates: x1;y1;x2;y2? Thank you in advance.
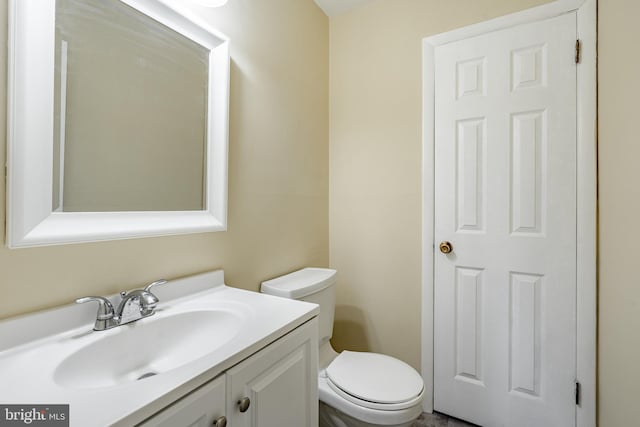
0;271;319;426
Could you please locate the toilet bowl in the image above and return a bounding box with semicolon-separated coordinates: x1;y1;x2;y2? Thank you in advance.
261;268;424;427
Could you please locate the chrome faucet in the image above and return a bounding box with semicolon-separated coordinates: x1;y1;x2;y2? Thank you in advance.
76;280;168;331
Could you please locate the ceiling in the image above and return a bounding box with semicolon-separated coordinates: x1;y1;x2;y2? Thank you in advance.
314;0;374;17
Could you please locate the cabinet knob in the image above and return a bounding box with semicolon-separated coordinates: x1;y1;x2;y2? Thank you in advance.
237;397;251;413
212;416;227;427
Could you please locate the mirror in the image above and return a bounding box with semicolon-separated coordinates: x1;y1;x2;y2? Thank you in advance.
53;0;210;213
7;0;230;247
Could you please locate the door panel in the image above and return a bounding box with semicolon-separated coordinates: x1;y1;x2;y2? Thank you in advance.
138;375;225;427
434;12;577;427
226;320;318;427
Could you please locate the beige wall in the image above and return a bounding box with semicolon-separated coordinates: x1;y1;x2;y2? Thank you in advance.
329;0;551;372
598;1;640;425
0;0;329;319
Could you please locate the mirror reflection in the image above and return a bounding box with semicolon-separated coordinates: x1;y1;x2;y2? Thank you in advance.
52;0;209;212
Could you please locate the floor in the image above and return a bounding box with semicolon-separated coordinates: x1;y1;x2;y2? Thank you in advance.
413;412;478;427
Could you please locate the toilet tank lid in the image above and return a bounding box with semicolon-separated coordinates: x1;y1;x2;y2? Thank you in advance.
260;268;337;299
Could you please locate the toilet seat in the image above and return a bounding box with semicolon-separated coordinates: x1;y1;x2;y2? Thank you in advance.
318;377;424;426
325;351;424;411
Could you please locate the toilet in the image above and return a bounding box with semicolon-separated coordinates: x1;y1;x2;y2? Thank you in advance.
261;268;424;427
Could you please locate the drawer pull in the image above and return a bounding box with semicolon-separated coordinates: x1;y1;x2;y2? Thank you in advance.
237;397;251;413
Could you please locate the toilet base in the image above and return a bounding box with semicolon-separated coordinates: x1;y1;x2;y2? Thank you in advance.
319;402;419;427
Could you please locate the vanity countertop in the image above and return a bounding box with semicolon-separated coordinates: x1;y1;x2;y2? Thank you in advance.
0;270;318;426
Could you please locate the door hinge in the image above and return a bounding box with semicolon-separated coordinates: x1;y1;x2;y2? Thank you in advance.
575;381;581;406
575;39;581;64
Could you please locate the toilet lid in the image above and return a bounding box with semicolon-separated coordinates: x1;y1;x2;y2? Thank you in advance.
326;351;424;408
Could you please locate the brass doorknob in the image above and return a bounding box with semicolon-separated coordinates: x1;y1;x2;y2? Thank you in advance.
238;397;251;413
439;241;453;254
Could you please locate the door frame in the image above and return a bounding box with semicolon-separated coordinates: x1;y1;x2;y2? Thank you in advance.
420;1;597;426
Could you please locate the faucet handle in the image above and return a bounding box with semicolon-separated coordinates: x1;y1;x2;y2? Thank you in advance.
144;279;168;293
75;296;115;320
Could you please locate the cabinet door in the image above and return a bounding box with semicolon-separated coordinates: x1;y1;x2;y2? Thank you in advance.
139;375;226;427
227;319;319;427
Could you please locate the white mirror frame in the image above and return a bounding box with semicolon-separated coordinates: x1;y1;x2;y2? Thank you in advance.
6;0;230;248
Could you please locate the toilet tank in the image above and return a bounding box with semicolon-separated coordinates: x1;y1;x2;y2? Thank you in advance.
260;268;337;345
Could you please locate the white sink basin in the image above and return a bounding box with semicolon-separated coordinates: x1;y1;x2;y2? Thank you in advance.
54;309;244;389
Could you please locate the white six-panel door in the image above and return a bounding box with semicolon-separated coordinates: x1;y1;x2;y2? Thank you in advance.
434;12;577;427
